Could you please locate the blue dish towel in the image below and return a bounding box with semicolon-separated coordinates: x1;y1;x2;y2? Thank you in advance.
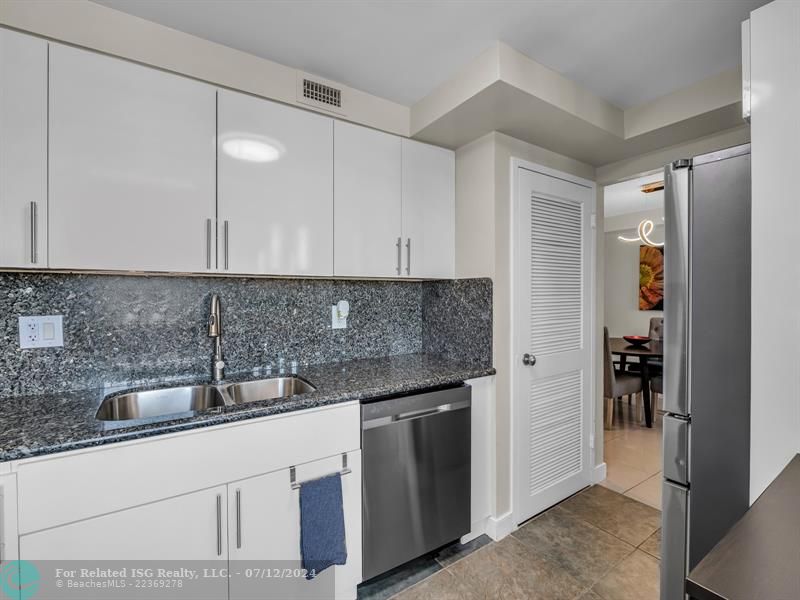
299;473;348;579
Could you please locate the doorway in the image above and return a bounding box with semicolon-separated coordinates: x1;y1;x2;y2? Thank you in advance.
511;160;596;525
600;171;665;510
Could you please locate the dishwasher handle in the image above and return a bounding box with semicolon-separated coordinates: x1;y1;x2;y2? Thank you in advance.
362;394;470;430
361;386;472;429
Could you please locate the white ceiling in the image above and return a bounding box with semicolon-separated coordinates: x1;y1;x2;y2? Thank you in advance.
604;173;665;218
93;0;767;109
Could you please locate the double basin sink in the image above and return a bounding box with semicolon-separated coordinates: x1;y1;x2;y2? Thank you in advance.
95;377;316;422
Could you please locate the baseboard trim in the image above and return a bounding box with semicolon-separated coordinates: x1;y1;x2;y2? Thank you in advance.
485;511;515;541
460;517;491;544
593;461;607;484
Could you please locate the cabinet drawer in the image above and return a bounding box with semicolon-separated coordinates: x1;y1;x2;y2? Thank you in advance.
17;403;359;533
20;485;228;562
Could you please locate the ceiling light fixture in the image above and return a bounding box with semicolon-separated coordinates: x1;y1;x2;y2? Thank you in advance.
640;180;665;194
618;219;664;247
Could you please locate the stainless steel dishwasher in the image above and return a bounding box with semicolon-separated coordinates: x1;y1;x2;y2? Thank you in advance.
361;384;471;581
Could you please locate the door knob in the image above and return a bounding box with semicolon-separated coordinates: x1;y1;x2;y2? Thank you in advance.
522;353;536;366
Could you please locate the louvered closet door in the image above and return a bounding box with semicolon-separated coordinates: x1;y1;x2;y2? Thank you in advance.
514;167;593;523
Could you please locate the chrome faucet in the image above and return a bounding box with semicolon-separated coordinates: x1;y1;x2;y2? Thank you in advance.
208;294;225;383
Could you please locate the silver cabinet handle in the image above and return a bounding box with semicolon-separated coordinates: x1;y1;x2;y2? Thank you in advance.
30;201;37;264
206;219;212;269
395;237;402;276
235;488;242;549
405;238;411;276
224;220;230;271
216;493;222;556
522;353;536;366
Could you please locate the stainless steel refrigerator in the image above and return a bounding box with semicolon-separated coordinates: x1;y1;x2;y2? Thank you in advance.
661;144;751;599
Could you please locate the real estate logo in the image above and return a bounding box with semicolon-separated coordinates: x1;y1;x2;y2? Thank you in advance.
0;560;40;600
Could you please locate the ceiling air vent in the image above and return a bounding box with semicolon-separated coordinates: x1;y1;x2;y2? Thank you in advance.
303;78;341;108
296;72;346;115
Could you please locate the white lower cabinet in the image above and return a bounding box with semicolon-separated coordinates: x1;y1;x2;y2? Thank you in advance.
465;376;494;541
11;404;362;599
228;452;362;600
20;486;230;598
20;485;229;561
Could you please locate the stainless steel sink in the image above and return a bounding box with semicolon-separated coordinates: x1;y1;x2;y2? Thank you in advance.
95;385;228;421
95;377;317;421
223;377;316;404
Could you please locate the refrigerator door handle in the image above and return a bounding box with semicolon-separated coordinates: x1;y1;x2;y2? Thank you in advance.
664;161;691;417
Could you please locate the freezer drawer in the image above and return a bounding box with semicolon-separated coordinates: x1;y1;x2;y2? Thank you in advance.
662;480;689;600
663;415;689;485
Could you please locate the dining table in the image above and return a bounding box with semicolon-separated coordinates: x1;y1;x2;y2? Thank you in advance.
609;337;663;428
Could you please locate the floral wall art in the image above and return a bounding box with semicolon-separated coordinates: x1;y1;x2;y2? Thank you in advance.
639;245;664;310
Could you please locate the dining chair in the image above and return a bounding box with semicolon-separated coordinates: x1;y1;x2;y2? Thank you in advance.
625;316;664;375
650;375;663;420
648;317;664;376
649;317;664;340
604;327;644;429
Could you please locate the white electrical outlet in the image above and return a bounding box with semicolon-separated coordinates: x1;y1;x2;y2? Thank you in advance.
19;315;64;349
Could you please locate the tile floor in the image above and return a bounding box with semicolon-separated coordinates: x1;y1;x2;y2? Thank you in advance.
600;395;663;509
358;485;662;600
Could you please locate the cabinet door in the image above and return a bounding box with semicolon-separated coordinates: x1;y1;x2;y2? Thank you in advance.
228;452;362;600
401;139;455;279
218;90;333;276
48;44;216;272
20;485;228;563
334;121;401;277
0;30;47;268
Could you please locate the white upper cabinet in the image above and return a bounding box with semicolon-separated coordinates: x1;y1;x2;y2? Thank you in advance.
4;32;455;278
401;139;455;279
218;90;333;276
334;120;402;278
48;44;216;272
0;29;47;269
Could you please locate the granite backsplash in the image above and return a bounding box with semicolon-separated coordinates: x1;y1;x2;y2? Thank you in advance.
0;273;492;398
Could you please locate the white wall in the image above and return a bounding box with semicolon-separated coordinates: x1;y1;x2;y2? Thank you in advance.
604;207;663;233
749;0;800;502
604;226;664;338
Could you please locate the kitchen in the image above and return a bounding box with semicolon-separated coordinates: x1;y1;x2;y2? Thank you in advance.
0;2;798;600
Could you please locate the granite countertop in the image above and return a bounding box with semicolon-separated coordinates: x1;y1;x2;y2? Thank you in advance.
686;454;800;600
0;353;495;463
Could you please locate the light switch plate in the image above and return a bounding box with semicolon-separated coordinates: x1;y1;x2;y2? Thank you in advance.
19;315;64;349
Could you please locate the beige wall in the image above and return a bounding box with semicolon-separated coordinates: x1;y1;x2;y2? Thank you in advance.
454;133;496;279
455;132;596;520
597;125;750;185
458;125;751;524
